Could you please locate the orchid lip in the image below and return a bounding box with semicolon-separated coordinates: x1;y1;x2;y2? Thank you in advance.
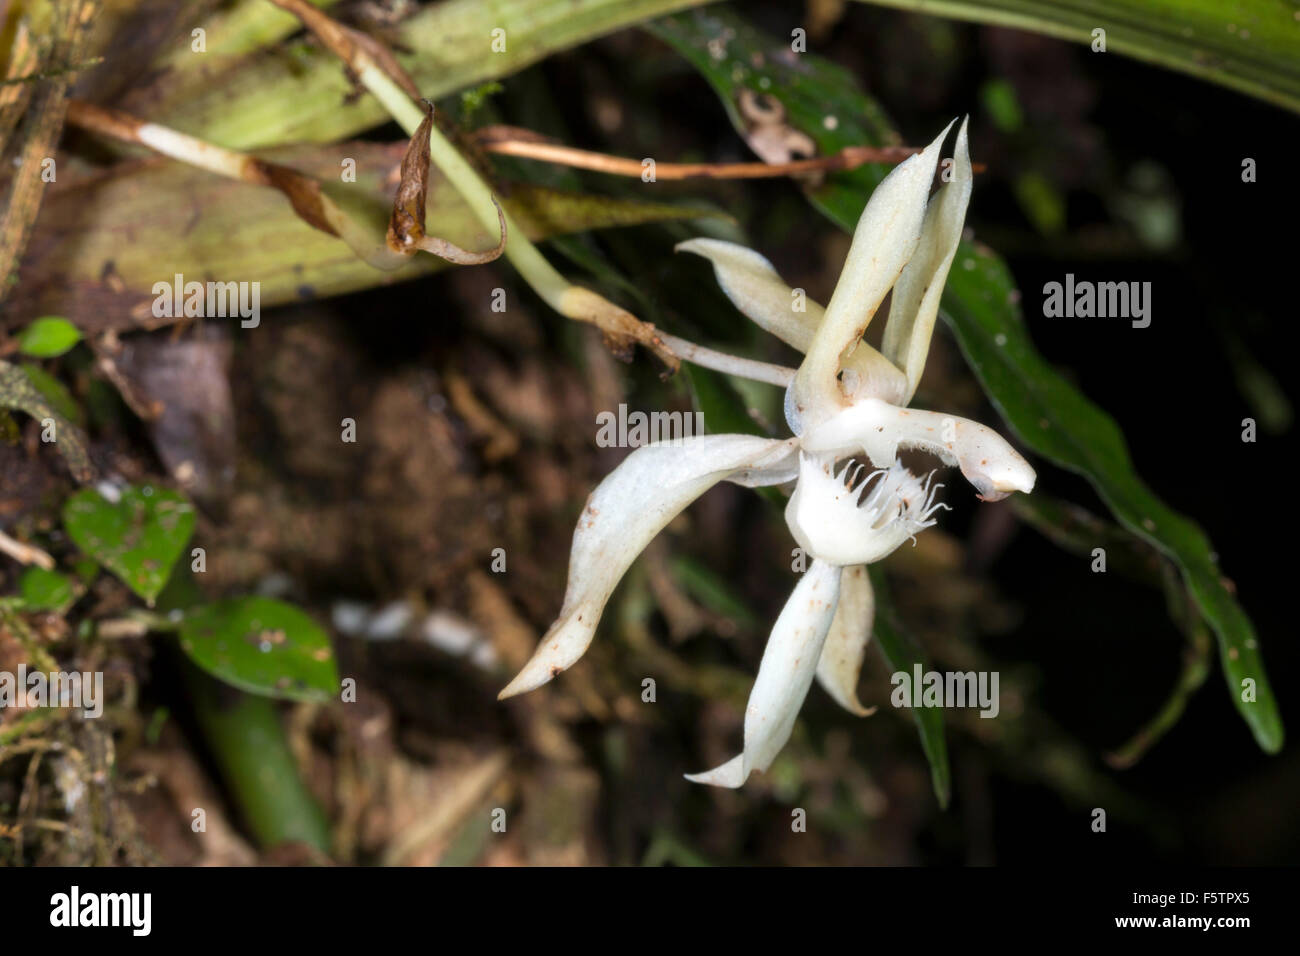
785;453;948;567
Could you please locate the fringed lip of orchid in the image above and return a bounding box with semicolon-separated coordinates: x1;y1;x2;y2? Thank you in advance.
499;118;1038;787
785;454;948;567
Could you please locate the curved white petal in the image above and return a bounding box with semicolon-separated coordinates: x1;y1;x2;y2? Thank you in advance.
682;753;746;788
794;121;954;425
816;565;876;716
678;238;906;405
802;397;1036;501
686;558;842;788
881;117;973;404
677;238;824;350
499;434;798;699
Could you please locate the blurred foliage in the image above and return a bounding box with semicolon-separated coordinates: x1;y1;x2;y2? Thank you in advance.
16;315;81;357
180;597;339;703
62;485;195;605
856;0;1300;113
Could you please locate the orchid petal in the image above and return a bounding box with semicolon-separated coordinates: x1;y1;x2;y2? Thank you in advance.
499;434;798;699
816;565;877;716
686;558;842;788
682;753;746;788
677;238;824;350
680;238;907;405
802;398;1036;501
794;121;954;425
881;118;973;404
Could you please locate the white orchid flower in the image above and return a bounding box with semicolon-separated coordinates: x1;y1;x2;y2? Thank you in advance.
500;119;1036;787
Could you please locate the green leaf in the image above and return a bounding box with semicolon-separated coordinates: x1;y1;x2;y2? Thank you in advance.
62;485;195;605
942;246;1282;752
979;78;1024;133
670;554;760;628
17;316;82;358
135;0;1300;156
685;364;764;439
13;140;724;335
178;597;339;703
0;360;94;482
853;0;1300;114
654;8;1282;753
20;363;83;425
869;566;952;809
146;0;712;149
155;571;332;851
18;567;75;612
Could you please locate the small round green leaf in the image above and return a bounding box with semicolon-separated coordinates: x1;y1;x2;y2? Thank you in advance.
19;566;75;611
179;597;338;702
18;316;83;358
62;485;195;605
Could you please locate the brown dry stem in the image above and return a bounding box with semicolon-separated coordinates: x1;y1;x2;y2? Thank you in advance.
474;125;988;180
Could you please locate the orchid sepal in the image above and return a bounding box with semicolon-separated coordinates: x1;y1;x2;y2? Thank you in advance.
686;558;843;788
499;433;798;699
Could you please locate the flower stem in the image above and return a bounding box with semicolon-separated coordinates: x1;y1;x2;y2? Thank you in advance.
656;333;794;387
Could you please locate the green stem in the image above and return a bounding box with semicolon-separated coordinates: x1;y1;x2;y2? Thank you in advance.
161;571;331;855
183;659;331;854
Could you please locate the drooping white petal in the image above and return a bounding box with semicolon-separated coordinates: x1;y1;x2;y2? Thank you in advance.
794;121;954;426
816;564;877;716
801;397;1036;501
676;238;824;350
499;434;798;699
881;117;973;404
686;558;842;788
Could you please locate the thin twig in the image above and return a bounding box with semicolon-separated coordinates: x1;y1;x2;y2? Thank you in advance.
656;333;795;387
0;528;55;569
474;126;987;180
